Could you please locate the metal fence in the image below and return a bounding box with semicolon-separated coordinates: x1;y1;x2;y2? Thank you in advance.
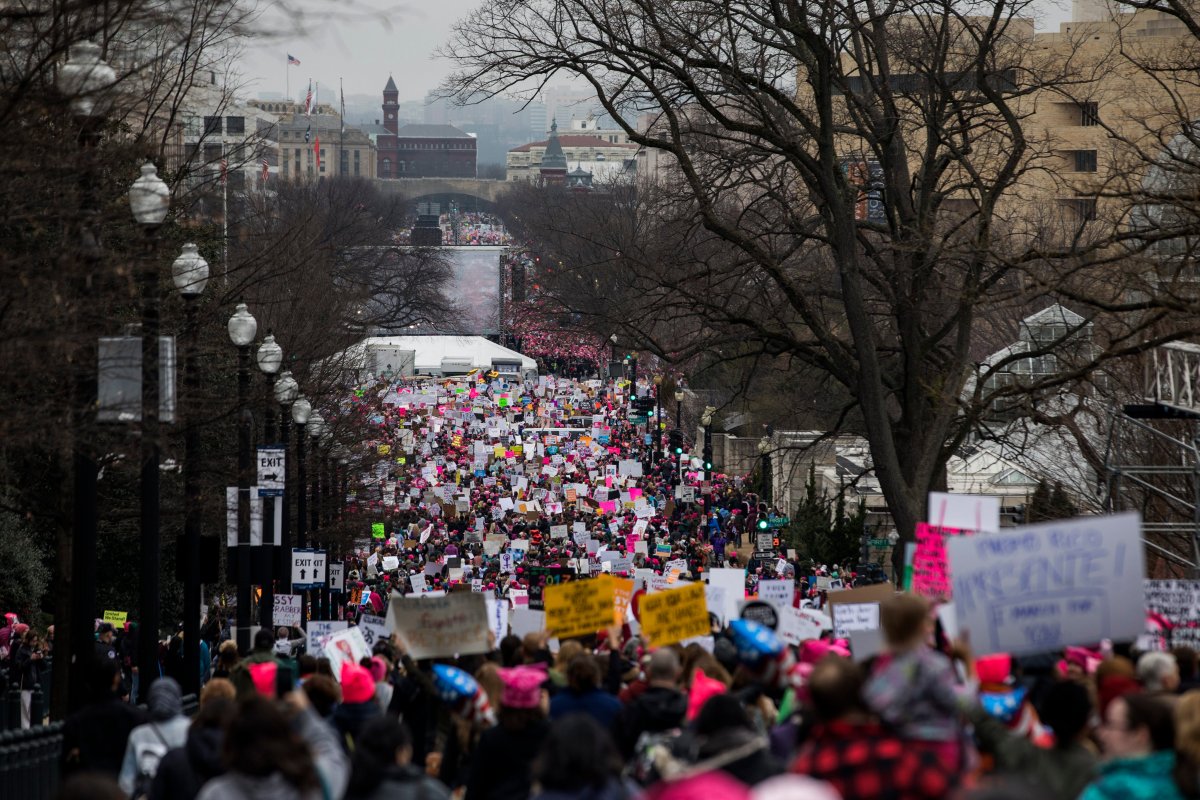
0;679;198;800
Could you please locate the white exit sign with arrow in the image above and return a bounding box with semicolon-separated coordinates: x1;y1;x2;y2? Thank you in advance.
291;548;327;589
258;446;285;496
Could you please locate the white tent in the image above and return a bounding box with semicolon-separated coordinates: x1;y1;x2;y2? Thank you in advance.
342;335;537;379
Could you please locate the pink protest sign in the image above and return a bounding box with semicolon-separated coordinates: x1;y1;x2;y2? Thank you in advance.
599;500;617;515
911;522;968;598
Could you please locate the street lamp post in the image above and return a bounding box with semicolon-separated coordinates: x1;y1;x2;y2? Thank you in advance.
171;243;208;697
60;41;114;717
651;375;662;465
308;412;325;619
255;334;282;632
674;387;685;490
701;406;715;484
275;372;299;599
758;434;773;506
228;303;258;653
291;396;311;622
130;163;170;703
609;334;618;380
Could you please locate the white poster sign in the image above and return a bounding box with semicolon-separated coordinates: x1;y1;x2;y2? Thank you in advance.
927;491;1000;533
274;594;302;627
947;512;1145;656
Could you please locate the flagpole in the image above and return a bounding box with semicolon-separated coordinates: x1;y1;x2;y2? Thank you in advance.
286;63;290;105
339;77;344;178
222;139;229;285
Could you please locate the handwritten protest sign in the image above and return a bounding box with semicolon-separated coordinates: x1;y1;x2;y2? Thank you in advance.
757;579;794;609
102;610;127;625
357;614;391;649
947;512;1145;656
386;591;490;659
306;620;348;655
911;523;968;598
640;582;710;647
273;594;302;627
777;607;833;646
545;575;618;639
827;583;893;639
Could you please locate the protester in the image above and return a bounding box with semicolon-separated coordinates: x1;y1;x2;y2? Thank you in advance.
334;661;384;751
531;714;632;800
148;696;234;800
62;660;146;778
1081;692;1183;800
345;716;452;800
548;653;622;728
465;664;551;800
613;649;687;758
118;676;191;797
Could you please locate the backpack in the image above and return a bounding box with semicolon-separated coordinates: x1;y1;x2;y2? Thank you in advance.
130;724;171;800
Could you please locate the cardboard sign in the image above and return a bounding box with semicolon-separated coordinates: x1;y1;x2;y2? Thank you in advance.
827;583;893;639
911;523;968;598
947;512;1145;656
386;591;490;659
927;491;1000;534
639;582;710;647
545;575;618;639
102;610;127;625
273;594;302;627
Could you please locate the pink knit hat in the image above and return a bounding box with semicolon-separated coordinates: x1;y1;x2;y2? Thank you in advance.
687;670;727;721
248;661;278;697
496;665;546;709
341;662;377;704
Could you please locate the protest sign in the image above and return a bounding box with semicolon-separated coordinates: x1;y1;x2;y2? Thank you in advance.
357;614;391;649
777;607;833;646
947;512;1145;656
827;583;893;638
757;579;794;609
409;573;427;594
102;610;127;625
640;582;710;647
485;596;509;643
273;594;302;627
911;523;968;598
706;568;746;625
526;566;575;610
545;575;619;639
324;627;372;679
927;491;999;533
1144;580;1200;649
386;591;491;659
511;607;545;638
306;620;348;654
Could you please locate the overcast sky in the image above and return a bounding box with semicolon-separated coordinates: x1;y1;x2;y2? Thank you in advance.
237;0;1075;105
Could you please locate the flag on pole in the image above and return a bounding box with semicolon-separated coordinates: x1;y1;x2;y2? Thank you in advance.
261;158;269;183
340;79;345;134
287;54;301;66
303;80;313;115
314;136;321;170
304;123;311;143
220;158;228;184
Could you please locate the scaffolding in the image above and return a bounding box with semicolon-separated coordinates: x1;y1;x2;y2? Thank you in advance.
1102;342;1200;576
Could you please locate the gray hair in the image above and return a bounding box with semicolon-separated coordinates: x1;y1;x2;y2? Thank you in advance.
1137;651;1178;691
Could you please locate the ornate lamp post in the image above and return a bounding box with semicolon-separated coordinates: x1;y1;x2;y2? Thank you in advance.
228;303;258;653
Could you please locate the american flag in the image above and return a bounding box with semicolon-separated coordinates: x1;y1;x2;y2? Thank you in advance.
303;80;313;116
287;54;300;66
220;158;228;184
261;158;269;183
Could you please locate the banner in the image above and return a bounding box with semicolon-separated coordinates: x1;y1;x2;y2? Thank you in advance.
640;582;710;647
1143;580;1200;649
947;512;1145;656
545;575;619;639
386;591;490;659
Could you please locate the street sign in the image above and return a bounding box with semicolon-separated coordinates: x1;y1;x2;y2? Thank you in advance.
257;446;285;496
766;516;790;529
752;550;777;561
328;563;344;592
291;548;327;590
756;532;774;550
869;538;890;547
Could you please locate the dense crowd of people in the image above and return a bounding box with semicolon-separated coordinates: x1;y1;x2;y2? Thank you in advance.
440;212;513;246
12;368;1200;799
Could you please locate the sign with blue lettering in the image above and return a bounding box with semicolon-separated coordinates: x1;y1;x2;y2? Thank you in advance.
947;512;1144;656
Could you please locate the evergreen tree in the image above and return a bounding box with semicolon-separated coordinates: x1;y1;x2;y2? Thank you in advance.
787;467;866;566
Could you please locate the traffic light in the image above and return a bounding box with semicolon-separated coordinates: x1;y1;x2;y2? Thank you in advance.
757;517;769;531
702;445;713;471
669;429;683;455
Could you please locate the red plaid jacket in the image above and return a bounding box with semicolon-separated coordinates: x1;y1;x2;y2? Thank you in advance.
791;719;960;800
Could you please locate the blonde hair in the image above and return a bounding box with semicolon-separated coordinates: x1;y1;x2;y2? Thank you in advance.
200;677;235;707
880;593;930;650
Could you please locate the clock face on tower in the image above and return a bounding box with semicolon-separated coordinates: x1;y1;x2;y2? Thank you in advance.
386;113;394;119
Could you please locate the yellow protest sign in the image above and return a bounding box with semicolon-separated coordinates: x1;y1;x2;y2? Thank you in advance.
639;583;710;647
611;578;634;625
103;610;127;625
545;575;618;639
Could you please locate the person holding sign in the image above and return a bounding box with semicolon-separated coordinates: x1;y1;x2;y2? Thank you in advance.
861;594;976;773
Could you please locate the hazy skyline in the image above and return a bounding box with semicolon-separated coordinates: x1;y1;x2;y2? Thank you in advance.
237;0;1075;106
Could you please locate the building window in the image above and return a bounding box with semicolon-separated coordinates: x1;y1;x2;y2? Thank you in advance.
226;116;245;135
203;116;222;136
382;158;391;177
184;116;202;137
1073;150;1098;172
1080;102;1099;126
1062;197;1097;222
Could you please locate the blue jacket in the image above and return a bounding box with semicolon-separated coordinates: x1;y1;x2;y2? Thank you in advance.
549;687;623;729
1079;751;1184;800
